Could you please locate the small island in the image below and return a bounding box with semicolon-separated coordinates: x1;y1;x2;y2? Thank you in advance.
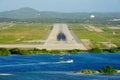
76;66;118;74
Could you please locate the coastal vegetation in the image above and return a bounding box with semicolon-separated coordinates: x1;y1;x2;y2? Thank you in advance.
89;47;120;53
89;48;103;53
79;66;117;74
80;69;96;74
67;49;81;54
9;48;30;55
0;47;120;56
98;66;117;74
109;47;120;53
0;48;11;56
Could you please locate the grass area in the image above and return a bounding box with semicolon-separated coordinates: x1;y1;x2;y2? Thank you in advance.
69;24;107;42
70;24;120;48
0;23;51;44
0;23;120;48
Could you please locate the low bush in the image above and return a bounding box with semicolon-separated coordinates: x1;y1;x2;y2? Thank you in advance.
99;66;117;74
89;48;103;53
0;48;11;56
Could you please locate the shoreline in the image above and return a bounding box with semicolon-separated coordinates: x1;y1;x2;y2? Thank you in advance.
0;47;120;56
74;70;120;75
0;70;120;76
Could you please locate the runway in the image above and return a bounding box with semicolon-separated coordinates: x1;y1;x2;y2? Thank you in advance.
44;24;86;50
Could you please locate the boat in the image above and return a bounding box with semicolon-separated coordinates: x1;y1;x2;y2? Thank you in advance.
66;59;74;63
59;54;74;63
59;59;74;63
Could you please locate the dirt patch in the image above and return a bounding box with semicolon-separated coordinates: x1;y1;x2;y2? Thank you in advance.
81;39;117;49
84;25;103;32
0;23;14;30
108;27;120;29
80;39;93;49
98;42;117;48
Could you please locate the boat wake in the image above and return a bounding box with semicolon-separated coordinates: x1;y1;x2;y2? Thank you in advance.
0;60;73;68
0;73;13;76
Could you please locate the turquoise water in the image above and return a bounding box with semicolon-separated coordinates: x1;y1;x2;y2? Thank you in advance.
0;53;120;80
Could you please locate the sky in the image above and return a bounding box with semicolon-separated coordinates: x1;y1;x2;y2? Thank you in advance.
0;0;120;12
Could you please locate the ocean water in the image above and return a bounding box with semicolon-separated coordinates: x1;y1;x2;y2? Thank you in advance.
0;53;120;80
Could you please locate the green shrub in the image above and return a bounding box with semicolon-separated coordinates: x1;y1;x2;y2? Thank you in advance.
50;50;61;54
9;48;21;54
89;48;103;53
41;49;48;53
109;47;119;53
9;48;29;55
99;66;117;74
0;48;11;56
68;49;79;54
19;50;29;55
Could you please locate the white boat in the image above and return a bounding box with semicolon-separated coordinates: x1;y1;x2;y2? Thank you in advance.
67;59;74;63
60;59;74;63
59;54;74;63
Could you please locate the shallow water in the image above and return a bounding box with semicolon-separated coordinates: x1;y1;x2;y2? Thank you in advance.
0;53;120;80
0;72;120;80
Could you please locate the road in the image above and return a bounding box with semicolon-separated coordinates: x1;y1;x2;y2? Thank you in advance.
0;24;87;50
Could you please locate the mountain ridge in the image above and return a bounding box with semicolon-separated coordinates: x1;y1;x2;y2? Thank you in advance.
0;7;120;19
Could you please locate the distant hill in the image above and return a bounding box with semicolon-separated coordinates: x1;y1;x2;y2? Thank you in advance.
0;7;120;19
0;7;40;19
0;7;120;24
